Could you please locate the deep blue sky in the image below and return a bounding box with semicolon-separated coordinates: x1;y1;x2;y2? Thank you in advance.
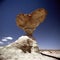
0;0;60;49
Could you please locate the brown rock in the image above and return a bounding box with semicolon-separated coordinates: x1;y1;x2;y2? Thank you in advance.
16;8;47;35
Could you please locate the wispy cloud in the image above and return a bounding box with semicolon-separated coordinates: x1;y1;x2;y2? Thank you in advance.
2;39;8;42
0;41;4;44
0;37;13;45
1;37;13;42
4;37;13;40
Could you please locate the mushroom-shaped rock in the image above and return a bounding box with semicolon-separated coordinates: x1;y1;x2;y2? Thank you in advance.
16;8;47;35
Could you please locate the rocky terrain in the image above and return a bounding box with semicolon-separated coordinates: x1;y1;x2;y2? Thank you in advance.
0;36;60;60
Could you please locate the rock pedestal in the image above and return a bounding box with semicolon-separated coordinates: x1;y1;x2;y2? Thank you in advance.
8;36;39;53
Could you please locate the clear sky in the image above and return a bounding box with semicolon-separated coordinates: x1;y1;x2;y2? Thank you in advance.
0;0;60;49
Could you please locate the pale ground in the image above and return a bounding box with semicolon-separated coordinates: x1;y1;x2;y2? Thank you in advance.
0;47;60;60
0;36;60;60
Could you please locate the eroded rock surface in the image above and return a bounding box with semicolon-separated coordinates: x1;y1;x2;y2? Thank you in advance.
0;36;60;60
7;36;39;53
16;8;47;35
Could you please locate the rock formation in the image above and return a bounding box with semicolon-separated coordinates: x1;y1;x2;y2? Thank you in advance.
8;36;39;53
16;8;47;36
15;8;47;53
1;8;60;60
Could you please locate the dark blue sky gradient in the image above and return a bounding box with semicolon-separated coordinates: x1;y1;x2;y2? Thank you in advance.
0;0;60;49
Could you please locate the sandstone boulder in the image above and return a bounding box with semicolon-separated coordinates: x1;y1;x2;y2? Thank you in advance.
16;8;47;35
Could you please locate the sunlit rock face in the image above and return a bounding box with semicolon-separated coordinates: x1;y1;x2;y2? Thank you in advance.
16;8;47;35
0;36;60;60
7;36;39;53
